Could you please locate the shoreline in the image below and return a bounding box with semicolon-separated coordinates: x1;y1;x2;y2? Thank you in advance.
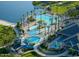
0;19;16;27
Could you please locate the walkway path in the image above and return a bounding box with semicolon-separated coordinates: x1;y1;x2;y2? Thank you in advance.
34;44;68;57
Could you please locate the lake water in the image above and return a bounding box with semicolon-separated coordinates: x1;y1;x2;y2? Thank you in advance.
0;1;34;23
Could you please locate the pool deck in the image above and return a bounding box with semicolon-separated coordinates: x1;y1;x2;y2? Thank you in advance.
22;21;37;30
22;21;37;37
20;14;63;50
22;20;61;39
23;33;30;38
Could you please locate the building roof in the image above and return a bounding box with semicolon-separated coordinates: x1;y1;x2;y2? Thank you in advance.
57;23;79;36
64;35;79;47
49;22;79;49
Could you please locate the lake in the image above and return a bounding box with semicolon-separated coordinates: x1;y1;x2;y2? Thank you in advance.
0;1;34;23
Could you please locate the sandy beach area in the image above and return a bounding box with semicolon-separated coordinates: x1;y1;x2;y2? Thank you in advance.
0;19;16;27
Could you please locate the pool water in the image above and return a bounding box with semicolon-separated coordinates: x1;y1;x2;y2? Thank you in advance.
24;36;40;44
28;29;40;35
27;26;48;35
21;45;33;49
29;25;38;30
49;42;63;49
27;14;61;36
25;14;61;45
35;14;61;26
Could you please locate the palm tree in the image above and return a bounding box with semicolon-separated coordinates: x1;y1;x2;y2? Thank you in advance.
37;21;41;34
19;17;23;32
47;25;50;35
22;14;26;27
38;21;41;34
43;23;47;36
61;15;64;29
56;5;59;31
36;6;39;12
50;17;53;33
16;21;20;27
34;6;36;10
20;17;22;26
58;15;60;30
55;16;57;32
30;10;33;17
33;9;37;25
27;12;30;31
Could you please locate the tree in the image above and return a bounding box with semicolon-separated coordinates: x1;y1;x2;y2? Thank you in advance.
47;25;50;35
50;17;53;33
30;10;32;16
27;12;30;31
32;1;41;6
55;17;57;32
34;11;37;25
0;25;16;47
16;22;20;29
21;14;25;28
68;48;77;56
37;20;44;34
57;15;60;30
43;23;47;35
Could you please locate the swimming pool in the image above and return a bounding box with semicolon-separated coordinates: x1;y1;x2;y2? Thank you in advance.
29;25;38;30
24;36;40;44
49;42;63;49
27;26;48;35
35;14;61;26
27;29;40;35
27;14;61;35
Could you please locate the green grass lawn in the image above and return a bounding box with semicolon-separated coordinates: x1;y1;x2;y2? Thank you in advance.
68;9;79;17
33;1;79;15
0;25;16;47
50;1;79;14
0;54;15;57
21;51;40;57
